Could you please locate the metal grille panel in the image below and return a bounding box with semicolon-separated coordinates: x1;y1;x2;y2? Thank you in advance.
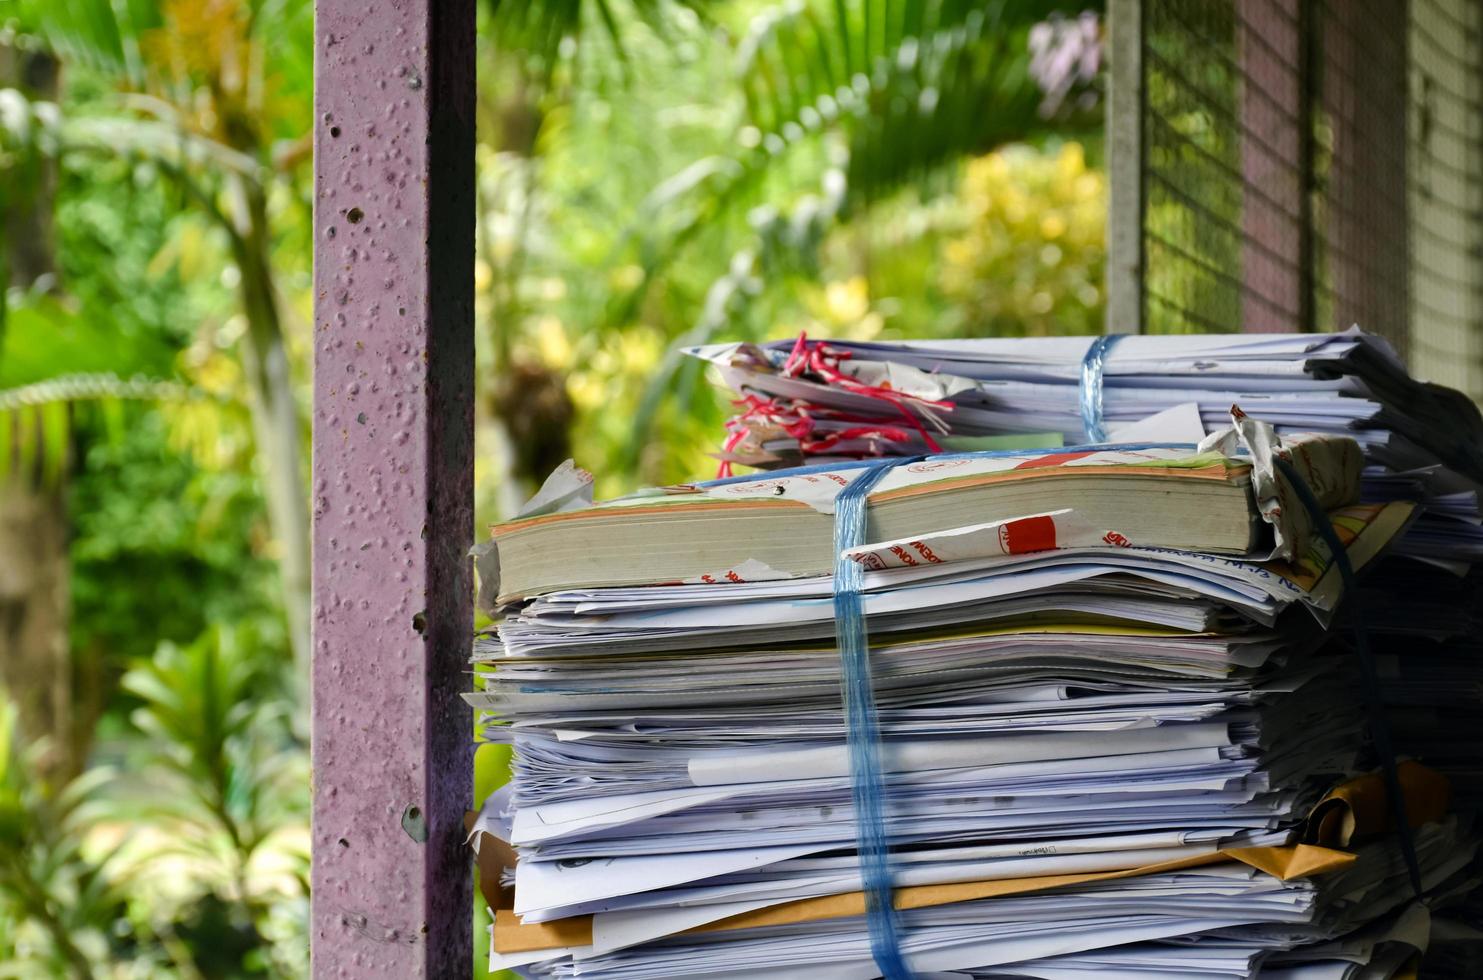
1409;0;1483;395
1120;0;1483;398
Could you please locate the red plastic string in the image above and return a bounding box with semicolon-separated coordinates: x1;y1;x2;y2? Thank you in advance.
780;331;812;377
789;338;950;454
717;334;965;475
716;391;917;477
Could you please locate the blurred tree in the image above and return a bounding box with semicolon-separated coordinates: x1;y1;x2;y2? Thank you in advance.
1;0;316;672
469;0;1102;499
0;32;215;780
0;60;300;950
0;33;75;785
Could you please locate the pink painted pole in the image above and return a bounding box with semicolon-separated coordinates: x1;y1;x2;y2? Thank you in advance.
1316;3;1409;350
1236;0;1308;333
310;1;475;976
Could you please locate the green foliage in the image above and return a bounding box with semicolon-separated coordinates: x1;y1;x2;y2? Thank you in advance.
0;288;187;486
2;0;162;84
107;626;308;977
735;0;1068;201
484;0;709;81
5;0;314;150
71;408;283;675
0;6;306;973
117;626;303;878
0;624;306;976
0;700;144;978
614;0;1101;469
938;141;1106;336
655;0;1098;288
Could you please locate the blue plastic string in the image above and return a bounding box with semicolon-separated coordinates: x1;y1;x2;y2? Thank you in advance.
786;438;1411;978
1272;457;1424;899
833;458;917;978
1079;334;1123;443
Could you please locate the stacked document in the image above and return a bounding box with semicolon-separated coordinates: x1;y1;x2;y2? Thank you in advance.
687;330;1483;476
688;331;1483;573
467;417;1478;978
683;328;1483;963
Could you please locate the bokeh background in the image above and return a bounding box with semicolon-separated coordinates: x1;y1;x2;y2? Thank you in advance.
0;1;1104;975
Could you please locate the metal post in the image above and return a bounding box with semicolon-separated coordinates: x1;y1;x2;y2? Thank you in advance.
1319;0;1410;352
1106;0;1145;334
1409;0;1483;395
310;0;475;975
1236;0;1308;332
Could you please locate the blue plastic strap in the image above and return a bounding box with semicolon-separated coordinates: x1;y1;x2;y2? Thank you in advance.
833;459;916;979
1079;334;1122;443
1272;457;1424;900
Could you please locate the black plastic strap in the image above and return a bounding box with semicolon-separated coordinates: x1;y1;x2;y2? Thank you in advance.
1272;456;1424;899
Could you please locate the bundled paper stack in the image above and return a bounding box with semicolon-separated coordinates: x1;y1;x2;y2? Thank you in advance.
467;399;1478;978
694;332;1483;816
688;330;1483;475
689;330;1483;572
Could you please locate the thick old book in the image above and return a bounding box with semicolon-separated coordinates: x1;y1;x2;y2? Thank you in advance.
489;440;1358;603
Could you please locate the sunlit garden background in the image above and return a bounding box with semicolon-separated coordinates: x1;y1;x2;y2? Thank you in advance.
0;1;1103;974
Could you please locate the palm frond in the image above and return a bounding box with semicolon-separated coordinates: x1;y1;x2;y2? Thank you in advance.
0;290;189;486
485;0;710;78
4;0;162;88
0;373;191;410
622;1;1101;463
633;0;1098;287
0;377;193;488
687;0;1092;231
60;112;264;242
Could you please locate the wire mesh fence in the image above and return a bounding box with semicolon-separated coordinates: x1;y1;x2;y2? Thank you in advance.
1407;0;1483;395
1123;0;1483;398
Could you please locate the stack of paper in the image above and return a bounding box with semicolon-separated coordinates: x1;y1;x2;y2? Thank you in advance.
682;329;1483;970
688;331;1483;573
467;416;1478;978
687;331;1483;475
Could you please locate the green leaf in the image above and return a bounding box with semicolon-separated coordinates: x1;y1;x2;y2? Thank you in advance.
38;399;68;486
5;0;163;86
13;403;37;480
485;0;712;81
0;293;177;388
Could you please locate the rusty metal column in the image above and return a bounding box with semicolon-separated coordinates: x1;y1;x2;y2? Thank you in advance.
1105;0;1145;334
1236;0;1310;333
311;0;475;976
1319;1;1410;349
